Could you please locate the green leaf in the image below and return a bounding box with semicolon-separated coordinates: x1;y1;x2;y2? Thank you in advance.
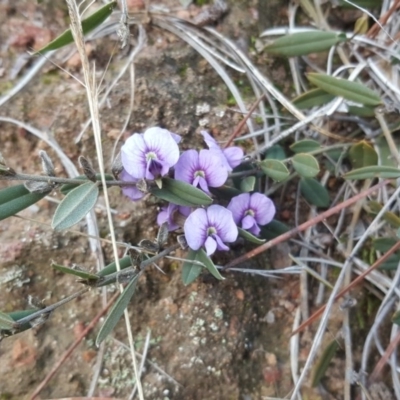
338;0;382;8
264;144;287;160
151;177;212;207
51;262;99;281
264;31;346;57
392;310;400;326
375;135;400;168
344;165;400;180
290;139;321;153
238;227;266;244
307;73;382;106
0;311;15;330
96;274;139;346
348;141;378;169
97;256;133;277
366;201;400;229
347;105;376;117
36;1;117;54
196;249;224;281
260;159;290;182
292;153;320;177
60;173;113;195
240;176;256;192
8;309;39;321
52;182;99;231
311;339;340;387
292;88;335;109
0;184;49;222
182;249;203;285
209;185;241;201
260;219;290;240
300;177;330;207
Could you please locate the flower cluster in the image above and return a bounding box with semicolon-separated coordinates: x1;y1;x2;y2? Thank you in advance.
120;127;275;255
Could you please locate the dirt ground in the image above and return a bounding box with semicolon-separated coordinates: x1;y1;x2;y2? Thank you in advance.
0;1;391;399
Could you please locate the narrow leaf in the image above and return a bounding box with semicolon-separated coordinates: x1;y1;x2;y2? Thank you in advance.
300;178;330;207
97;256;133;277
51;262;99;281
60;173;113;195
36;2;117;54
264;31;346;57
311;339;340;387
290;139;321;153
0;311;15;330
348;141;378;169
292;89;335;109
260;159;290;182
0;184;49;221
240;176;256;192
197;249;224;281
52;182;99;231
292;153;320;178
151;177;212;207
307;73;382;106
344;166;400;180
182;249;203;285
238;227;266;244
96;274;139;346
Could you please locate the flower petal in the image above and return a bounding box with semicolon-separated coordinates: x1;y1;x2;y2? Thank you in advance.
206;205;238;243
120;169;145;201
250;193;276;225
121;134;147;179
184;208;208;251
198;149;228;187
201;130;220;151
175;150;198;184
227;193;251;224
241;214;256;231
205;236;217;256
144;127;180;170
223;146;244;169
213;234;230;252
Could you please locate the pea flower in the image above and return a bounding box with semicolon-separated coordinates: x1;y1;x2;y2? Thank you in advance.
174;149;228;193
227;192;275;236
201;130;243;171
121;127;180;181
157;203;191;231
120;168;145;201
184;205;238;256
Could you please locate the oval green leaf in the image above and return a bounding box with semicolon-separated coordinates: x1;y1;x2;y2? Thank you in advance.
292;153;320;178
307;73;382;106
36;1;117;54
96;273;139;346
0;184;49;221
300;177;330;207
264;144;287;161
290;139;321;154
260;219;290;240
264;31;346;57
348;141;378;169
52;181;99;231
238;227;266;245
344;166;400;180
151;177;212;207
182;249;203;285
260;159;290;182
292;89;335;109
240;176;256;192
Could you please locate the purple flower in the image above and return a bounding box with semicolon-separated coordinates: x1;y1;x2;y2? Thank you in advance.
201;131;243;171
157;203;191;231
174;149;228;193
121;127;180;181
227;193;275;236
120;169;145;201
184;205;238;256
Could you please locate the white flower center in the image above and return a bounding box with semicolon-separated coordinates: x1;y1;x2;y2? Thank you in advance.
207;226;216;236
245;209;255;217
194;170;205;178
146;151;158;161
